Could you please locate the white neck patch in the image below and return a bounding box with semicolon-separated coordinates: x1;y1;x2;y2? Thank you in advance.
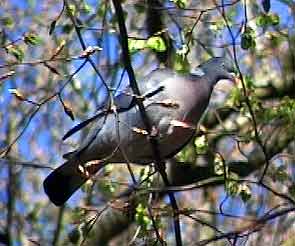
190;67;205;77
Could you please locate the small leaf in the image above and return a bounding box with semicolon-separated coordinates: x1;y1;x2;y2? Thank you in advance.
135;203;152;230
5;45;24;62
194;135;208;154
240;184;251;202
174;48;190;73
225;172;241;196
266;32;284;48
172;0;187;8
24;33;42;46
1;16;14;28
210;19;226;32
67;4;76;16
241;26;256;50
139;166;151;181
146;36;166;52
176;44;188;58
214;155;226;175
262;0;271;13
49;20;57;35
128;39;146;53
256;14;269;27
226;180;240;196
226;86;242;107
269;13;280;26
256;13;280;27
244;75;255;89
62;23;73;34
98;180;116;194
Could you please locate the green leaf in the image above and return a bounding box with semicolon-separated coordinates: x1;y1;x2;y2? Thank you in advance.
256;14;269;27
24;33;43;46
139;166;152;184
226;180;240;196
260;97;295;126
146;36;166;52
256;13;280;27
172;0;187;8
194;135;208;154
269;13;280;25
177;145;196;163
210;20;226;32
67;4;76;16
241;26;256;50
1;16;14;28
266;32;284;48
244;75;255;89
6;45;24;62
227;86;242;107
135;203;152;230
239;184;252;202
62;23;73;34
174;47;190;73
100;181;116;193
225;172;241;197
214;155;227;176
128;39;146;53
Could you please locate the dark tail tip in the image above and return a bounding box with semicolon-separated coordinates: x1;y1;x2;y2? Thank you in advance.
44;171;74;206
43;160;104;206
43;166;88;206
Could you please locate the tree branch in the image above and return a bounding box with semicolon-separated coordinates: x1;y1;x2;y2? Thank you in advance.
111;1;182;245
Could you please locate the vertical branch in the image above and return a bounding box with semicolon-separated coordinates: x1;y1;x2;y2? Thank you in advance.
52;205;65;246
146;0;171;65
111;1;182;245
6;163;14;246
5;116;15;246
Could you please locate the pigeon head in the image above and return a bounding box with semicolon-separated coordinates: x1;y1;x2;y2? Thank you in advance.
191;57;236;87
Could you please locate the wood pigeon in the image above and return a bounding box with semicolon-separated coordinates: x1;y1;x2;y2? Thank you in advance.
43;57;236;206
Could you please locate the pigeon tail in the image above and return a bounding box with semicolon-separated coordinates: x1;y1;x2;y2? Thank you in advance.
43;159;103;206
